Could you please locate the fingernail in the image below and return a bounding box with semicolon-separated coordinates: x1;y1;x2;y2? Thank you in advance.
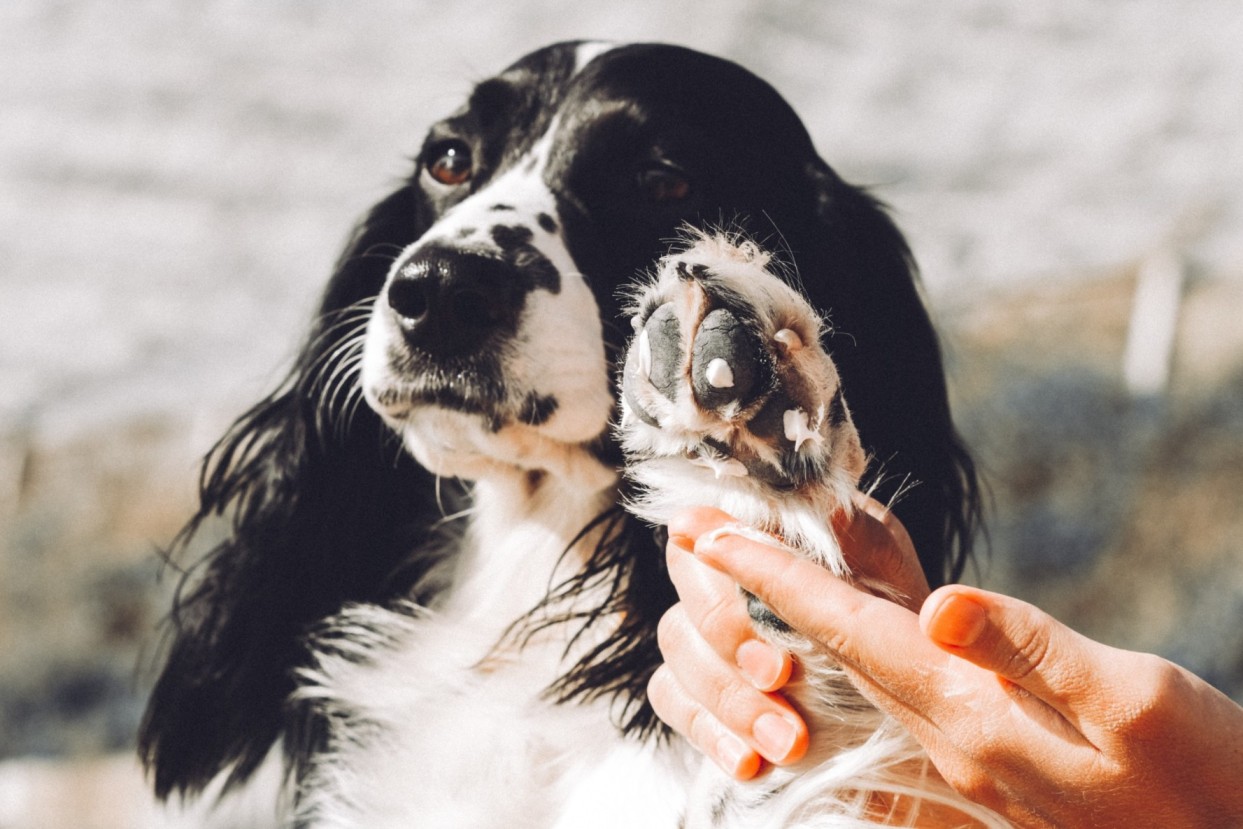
714;732;758;779
927;593;988;648
669;533;695;552
736;640;786;690
692;530;721;557
753;713;798;762
694;523;743;553
692;525;746;564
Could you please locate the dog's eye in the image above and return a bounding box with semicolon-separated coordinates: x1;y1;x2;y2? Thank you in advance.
425;142;473;187
637;165;691;203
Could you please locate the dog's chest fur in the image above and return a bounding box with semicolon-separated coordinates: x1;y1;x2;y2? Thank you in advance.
295;474;693;828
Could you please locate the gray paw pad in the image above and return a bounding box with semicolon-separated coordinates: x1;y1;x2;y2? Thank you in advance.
690;308;767;412
640;303;683;402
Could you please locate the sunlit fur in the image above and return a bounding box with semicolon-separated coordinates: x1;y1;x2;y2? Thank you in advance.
140;41;984;827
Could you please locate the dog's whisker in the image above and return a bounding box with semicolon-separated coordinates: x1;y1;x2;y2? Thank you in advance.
338;383;370;443
306;332;367;440
305;299;374;345
358;242;408;262
318;313;373;346
322;345;364;400
326;367;363;440
307;323;369;383
313;297;376;333
324;355;365;428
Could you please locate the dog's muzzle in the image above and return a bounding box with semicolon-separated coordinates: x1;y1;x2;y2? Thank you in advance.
386;247;521;358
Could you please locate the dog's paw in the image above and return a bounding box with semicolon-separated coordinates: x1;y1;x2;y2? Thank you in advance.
618;232;867;568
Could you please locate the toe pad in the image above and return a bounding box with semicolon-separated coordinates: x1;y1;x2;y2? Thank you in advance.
692;308;767;412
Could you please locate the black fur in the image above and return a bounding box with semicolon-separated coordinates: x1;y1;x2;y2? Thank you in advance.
138;183;468;797
140;41;979;800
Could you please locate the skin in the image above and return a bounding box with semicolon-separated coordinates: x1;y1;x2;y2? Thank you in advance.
649;496;1243;828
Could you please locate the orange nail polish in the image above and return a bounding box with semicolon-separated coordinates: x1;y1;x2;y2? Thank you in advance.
669;533;695;552
753;713;798;762
715;733;760;779
927;594;988;648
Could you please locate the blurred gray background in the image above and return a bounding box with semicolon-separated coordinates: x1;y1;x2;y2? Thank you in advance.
2;0;1241;807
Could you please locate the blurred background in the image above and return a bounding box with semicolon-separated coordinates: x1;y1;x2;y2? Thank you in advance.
2;0;1241;823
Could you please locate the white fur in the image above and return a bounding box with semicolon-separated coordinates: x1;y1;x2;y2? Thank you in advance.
572;40;618;73
294;472;693;828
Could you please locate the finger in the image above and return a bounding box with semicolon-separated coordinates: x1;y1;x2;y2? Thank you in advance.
647;664;762;780
656;601;809;766
668;504;743;545
692;528;956;714
690;525;1103;778
667;512;793;691
920;585;1107;727
665;514;755;646
834;494;930;610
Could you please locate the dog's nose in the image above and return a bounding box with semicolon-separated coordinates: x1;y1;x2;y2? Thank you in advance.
386;249;517;357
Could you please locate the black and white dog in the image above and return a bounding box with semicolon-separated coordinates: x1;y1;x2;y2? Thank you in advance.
141;42;996;827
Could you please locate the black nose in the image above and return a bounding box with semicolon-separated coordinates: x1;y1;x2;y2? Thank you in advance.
386;249;518;357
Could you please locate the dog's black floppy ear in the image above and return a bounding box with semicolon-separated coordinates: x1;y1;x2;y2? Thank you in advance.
796;161;980;587
139;181;455;797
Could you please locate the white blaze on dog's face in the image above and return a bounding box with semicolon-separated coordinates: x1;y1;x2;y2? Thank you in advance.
361;117;615;485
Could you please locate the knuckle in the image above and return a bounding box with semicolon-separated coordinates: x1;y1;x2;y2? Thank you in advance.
710;673;757;720
655;604;688;656
646;667;681;729
697;588;748;646
1001;619;1052;682
647;665;703;744
941;763;1003;807
811;592;871;660
646;664;671;706
684;698;719;752
652;605;756;732
821;626;853;659
1110;654;1186;739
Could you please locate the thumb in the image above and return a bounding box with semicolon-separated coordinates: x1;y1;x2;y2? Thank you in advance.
919;585;1102;717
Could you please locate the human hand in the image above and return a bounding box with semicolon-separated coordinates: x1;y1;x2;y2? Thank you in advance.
647;494;931;779
672;508;1243;828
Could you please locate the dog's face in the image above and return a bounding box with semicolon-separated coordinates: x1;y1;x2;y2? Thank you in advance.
361;42;829;482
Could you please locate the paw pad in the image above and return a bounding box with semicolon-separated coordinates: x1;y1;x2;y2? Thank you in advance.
620;234;866;496
689;308;766;412
637;302;683;402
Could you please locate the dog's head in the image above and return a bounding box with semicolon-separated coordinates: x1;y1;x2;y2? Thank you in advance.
140;41;978;798
359;42;865;486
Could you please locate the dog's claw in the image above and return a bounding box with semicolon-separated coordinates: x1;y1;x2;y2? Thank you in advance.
774;328;803;353
704;358;734;389
783;408;824;452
